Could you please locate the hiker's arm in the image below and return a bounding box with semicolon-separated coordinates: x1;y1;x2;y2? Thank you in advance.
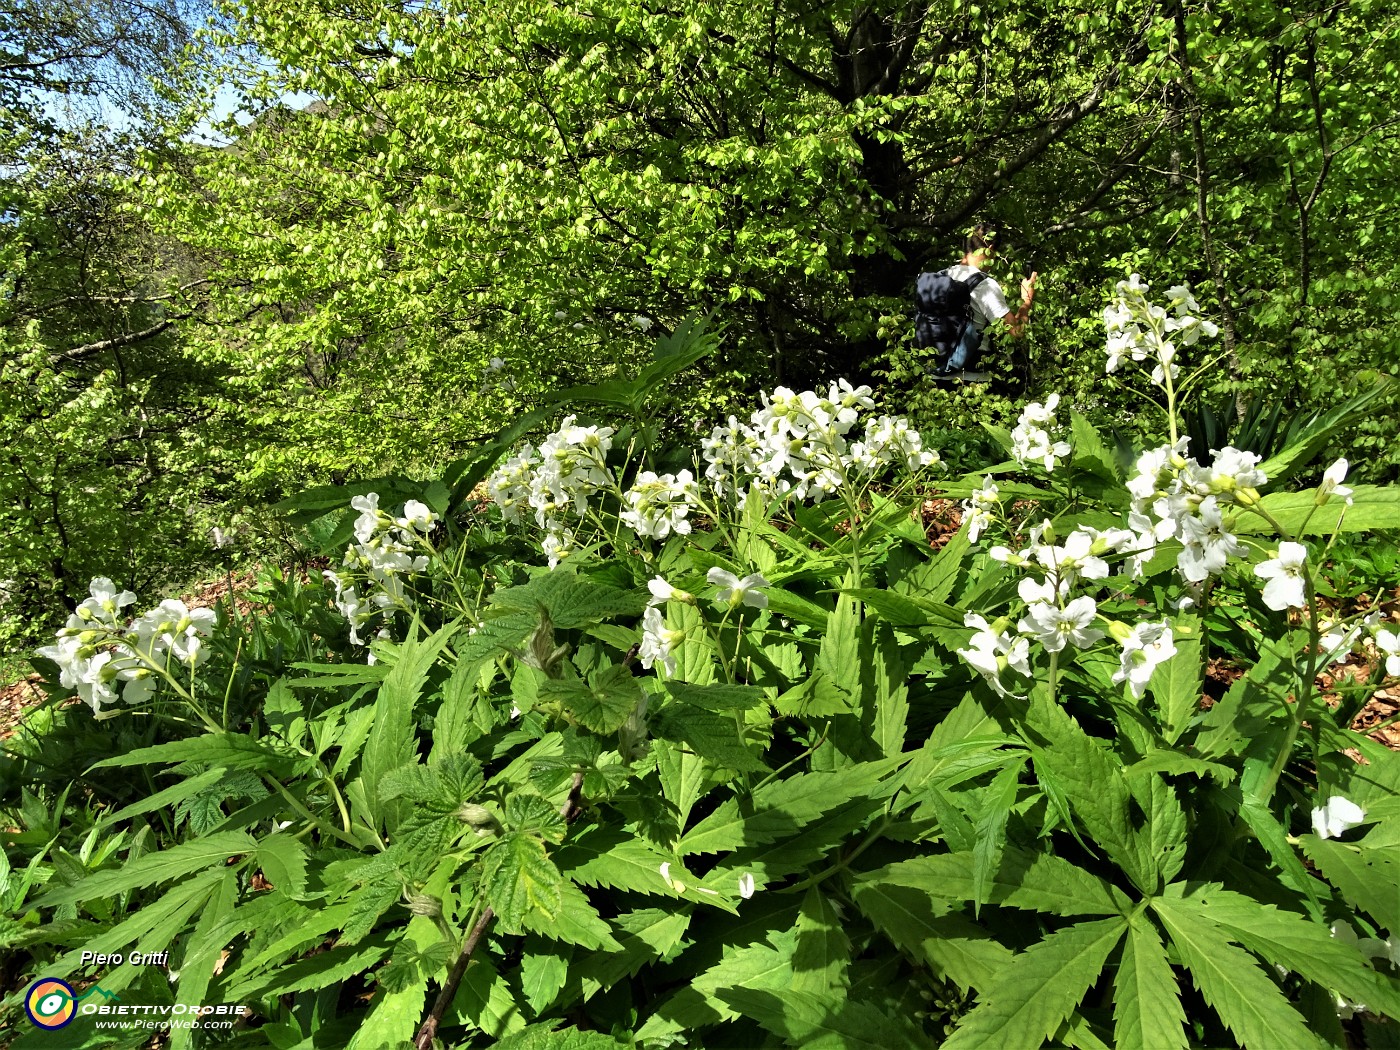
1001;272;1038;338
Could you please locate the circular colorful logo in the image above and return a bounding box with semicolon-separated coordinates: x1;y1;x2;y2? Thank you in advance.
25;978;77;1029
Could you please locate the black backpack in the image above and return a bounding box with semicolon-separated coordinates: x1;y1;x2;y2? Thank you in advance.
913;268;989;360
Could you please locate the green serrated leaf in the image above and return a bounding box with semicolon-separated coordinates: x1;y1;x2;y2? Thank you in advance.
481;832;565;932
849;879;1013;992
792;888;851;994
255;834;308;898
942;918;1126;1049
38;832;256;907
1114;917;1187;1050
539;664;641;733
721;987;931;1049
1153;897;1328;1050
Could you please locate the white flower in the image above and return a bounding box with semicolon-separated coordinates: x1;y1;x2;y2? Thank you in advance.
1018;596;1105;653
1374;628;1400;678
708;567;771;608
396;500;437;532
957;613;1031;697
1312;796;1367;839
1254;542;1309;611
73;577;138;627
737;872;756;899
1176;497;1243;582
639;607;684;675
633;314;653;332
962;477;999;542
659;861;673;887
1319;458;1353;505
1112;620;1177;699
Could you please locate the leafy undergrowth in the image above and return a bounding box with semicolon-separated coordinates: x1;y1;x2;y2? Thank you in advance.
4;291;1400;1050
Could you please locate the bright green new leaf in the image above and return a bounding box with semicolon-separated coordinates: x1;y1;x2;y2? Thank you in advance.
481;831;566;933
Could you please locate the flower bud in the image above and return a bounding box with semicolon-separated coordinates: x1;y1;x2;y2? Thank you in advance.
455;803;502;837
1235;486;1261;507
406;893;442;918
1107;620;1135;644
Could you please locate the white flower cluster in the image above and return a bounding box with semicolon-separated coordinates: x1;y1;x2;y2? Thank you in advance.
701;380;938;505
639;569;771;675
36;578;217;715
486;415;617;568
1122;438;1307;603
960;518;1167;698
323;493;437;644
486;385;941;566
1010;393;1071;473
961;477;999;542
621;470;700;540
1102;275;1218;386
1330;917;1400;1019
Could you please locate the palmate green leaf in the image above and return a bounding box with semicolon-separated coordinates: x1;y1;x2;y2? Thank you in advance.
1113;917;1187;1050
97;767;225;827
450;956;527;1039
1236;797;1327;920
675;759;899;856
1152;898;1329;1050
347;857;454;1050
635;927;799;1042
664;681;767;712
490;571;646;628
862;847;1132;918
481;831;565;932
1024;694;1150;891
1192;638;1289;759
652;704;767;772
519;878;618;951
1148;615;1201;744
792;888;851;994
656;740;711;836
38;831;257;907
1161;882;1400;1020
169;870;239;1050
720;988;933;1049
893;523;970;605
848;880;1013;992
254;833;308;898
819;573;863;699
520;939;572;1017
1125;773;1187;892
942;918;1126;1050
972;760;1024;913
232;938;396;1002
869;623;910;759
539;664;642;733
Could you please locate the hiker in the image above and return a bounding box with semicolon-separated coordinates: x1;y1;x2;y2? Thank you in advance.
914;224;1038;381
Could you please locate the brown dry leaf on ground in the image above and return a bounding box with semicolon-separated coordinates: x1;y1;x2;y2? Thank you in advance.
0;675;46;741
921;498;962;549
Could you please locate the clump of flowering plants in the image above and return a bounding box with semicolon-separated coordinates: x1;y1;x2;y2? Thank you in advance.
10;303;1400;1048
